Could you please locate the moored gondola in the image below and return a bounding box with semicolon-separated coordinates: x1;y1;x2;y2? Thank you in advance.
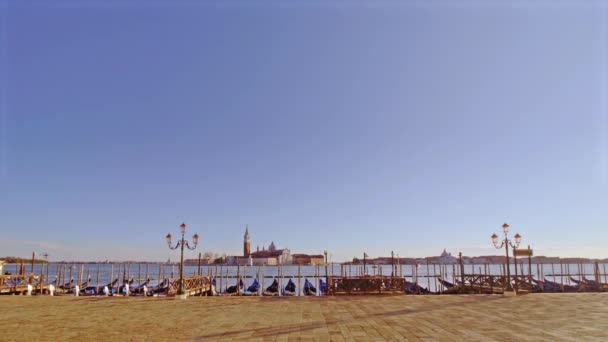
319;279;327;295
58;279;74;291
283;279;296;296
225;279;244;295
131;279;151;295
437;277;456;289
405;280;432;294
242;279;260;296
80;278;118;296
303;279;317;296
263;279;279;296
148;279;169;295
533;278;579;292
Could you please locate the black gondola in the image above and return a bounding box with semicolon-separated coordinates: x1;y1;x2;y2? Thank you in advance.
131;279;151;295
437;277;456;289
148;279;170;295
283;279;296;296
405;280;432;294
226;279;244;294
263;279;279;296
303;279;317;296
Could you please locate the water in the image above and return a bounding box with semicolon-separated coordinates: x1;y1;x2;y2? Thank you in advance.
6;262;607;294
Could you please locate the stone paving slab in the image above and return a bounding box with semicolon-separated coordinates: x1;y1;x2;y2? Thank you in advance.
0;293;606;341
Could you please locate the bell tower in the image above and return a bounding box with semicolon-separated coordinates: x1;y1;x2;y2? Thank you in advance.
244;225;251;257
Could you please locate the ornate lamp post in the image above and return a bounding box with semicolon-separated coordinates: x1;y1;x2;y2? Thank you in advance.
166;223;199;298
491;223;522;291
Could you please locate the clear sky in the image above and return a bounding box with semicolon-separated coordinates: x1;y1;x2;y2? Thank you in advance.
1;0;607;262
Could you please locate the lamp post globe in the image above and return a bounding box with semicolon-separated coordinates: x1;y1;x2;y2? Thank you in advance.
514;233;522;245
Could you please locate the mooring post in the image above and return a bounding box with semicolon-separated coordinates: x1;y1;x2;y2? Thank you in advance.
198;253;202;277
237;258;240;296
39;264;44;294
68;264;74;288
594;261;600;290
323;251;328;292
31;251;35;274
110;264;114;294
459;252;465;291
603;263;607;288
527;246;532;288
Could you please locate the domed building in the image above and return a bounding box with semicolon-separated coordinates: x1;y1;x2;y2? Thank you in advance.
439;249;457;264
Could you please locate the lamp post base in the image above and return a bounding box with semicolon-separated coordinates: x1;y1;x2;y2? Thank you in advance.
177;293;187;300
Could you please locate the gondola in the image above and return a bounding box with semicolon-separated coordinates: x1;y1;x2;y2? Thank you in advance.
80;277;113;296
131;279;151;295
437;277;456;289
531;278;560;292
242;279;260;296
263;279;280;296
283;279;296;296
570;277;608;290
569;277;585;285
532;278;579;292
58;279;74;291
405;280;432;294
319;279;327;295
225;279;244;295
120;278;135;295
207;278;218;296
303;279;317;296
148;279;170;295
59;276;90;292
583;276;608;288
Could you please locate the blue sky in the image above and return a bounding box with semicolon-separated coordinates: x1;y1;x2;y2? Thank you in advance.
0;1;607;261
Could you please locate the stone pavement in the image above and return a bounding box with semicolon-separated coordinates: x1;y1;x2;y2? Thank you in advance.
0;293;606;341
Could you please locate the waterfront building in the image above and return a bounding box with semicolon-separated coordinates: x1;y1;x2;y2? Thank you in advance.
223;227;292;265
292;254;325;265
250;242;291;265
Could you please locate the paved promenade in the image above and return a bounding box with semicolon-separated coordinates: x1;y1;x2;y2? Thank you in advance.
0;293;606;341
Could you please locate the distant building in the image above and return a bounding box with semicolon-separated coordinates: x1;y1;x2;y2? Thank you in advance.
292;254;325;265
244;225;251;257
423;249;458;264
250;242;291;265
224;227;292;265
439;249;458;264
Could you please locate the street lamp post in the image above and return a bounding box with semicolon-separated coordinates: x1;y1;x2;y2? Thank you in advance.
166;223;199;298
491;223;522;292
